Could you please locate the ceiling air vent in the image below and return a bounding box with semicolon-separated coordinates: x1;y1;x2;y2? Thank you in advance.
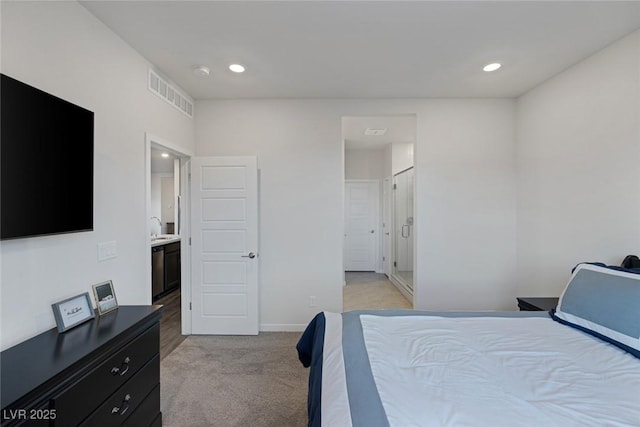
364;128;387;136
148;69;193;118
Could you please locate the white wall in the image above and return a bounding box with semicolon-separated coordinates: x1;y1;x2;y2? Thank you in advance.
384;144;393;179
392;142;414;175
150;173;174;234
150;173;169;220
344;148;385;180
415;100;517;310
195;98;517;329
516;30;640;297
0;1;194;349
161;177;176;226
195;101;344;330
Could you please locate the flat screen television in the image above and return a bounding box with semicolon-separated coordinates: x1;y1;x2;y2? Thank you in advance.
1;74;94;240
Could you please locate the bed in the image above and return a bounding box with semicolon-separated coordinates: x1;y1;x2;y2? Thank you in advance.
297;263;640;427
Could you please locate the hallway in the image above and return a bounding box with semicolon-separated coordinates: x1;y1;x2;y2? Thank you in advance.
343;271;412;311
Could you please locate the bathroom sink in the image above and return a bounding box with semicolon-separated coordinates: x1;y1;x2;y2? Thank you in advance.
151;235;179;242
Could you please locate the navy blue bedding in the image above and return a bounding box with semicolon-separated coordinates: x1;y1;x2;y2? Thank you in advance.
296;311;325;426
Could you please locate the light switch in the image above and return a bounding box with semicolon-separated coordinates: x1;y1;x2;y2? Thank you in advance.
98;241;117;261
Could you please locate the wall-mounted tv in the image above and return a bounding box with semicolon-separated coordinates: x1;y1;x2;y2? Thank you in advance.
1;74;94;240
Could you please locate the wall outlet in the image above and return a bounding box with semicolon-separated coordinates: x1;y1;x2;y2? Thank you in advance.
98;241;117;261
308;296;318;307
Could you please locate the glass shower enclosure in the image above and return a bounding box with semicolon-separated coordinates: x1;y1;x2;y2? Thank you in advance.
392;167;414;293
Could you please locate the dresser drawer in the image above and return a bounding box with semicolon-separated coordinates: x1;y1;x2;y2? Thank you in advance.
150;414;162;427
51;323;159;426
79;355;159;427
121;385;160;427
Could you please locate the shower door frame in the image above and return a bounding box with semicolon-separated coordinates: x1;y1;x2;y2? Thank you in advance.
390;166;415;300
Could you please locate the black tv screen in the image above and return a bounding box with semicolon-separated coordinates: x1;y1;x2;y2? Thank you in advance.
1;74;94;240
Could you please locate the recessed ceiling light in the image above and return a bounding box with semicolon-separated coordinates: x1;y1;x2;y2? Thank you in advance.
192;65;210;77
161;153;169;158
483;62;502;72
229;64;245;73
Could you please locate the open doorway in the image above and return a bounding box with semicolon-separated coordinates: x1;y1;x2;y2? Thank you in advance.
342;115;416;310
145;133;193;358
150;147;180;301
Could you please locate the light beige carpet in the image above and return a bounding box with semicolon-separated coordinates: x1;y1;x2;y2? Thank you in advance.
161;333;308;427
160;272;410;426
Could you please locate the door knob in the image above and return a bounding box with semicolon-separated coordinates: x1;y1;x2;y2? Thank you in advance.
242;252;256;259
370;230;375;234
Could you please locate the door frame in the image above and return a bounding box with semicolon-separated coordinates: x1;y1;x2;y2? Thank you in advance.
382;177;392;276
144;132;194;335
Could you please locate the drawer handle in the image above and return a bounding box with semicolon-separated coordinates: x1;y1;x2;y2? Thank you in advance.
111;393;131;416
110;356;131;376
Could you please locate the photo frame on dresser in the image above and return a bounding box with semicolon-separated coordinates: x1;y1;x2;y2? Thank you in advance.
51;292;96;332
92;280;119;315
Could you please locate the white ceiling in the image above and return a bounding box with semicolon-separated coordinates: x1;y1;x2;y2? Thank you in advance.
80;1;640;149
151;148;177;173
82;1;640;100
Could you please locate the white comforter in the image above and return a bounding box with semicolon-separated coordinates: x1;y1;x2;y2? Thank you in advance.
360;315;640;427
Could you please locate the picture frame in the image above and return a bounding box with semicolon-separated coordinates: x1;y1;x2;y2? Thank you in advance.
92;280;119;315
51;292;96;333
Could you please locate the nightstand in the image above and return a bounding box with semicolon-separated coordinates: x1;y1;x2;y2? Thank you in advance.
517;297;559;311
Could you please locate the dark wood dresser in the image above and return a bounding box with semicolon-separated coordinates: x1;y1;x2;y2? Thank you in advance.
1;306;162;426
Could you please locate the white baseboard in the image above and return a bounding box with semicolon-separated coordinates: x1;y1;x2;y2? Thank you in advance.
260;323;307;332
389;274;414;303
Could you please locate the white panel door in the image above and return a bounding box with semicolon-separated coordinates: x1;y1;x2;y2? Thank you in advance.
191;156;258;335
344;180;379;271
